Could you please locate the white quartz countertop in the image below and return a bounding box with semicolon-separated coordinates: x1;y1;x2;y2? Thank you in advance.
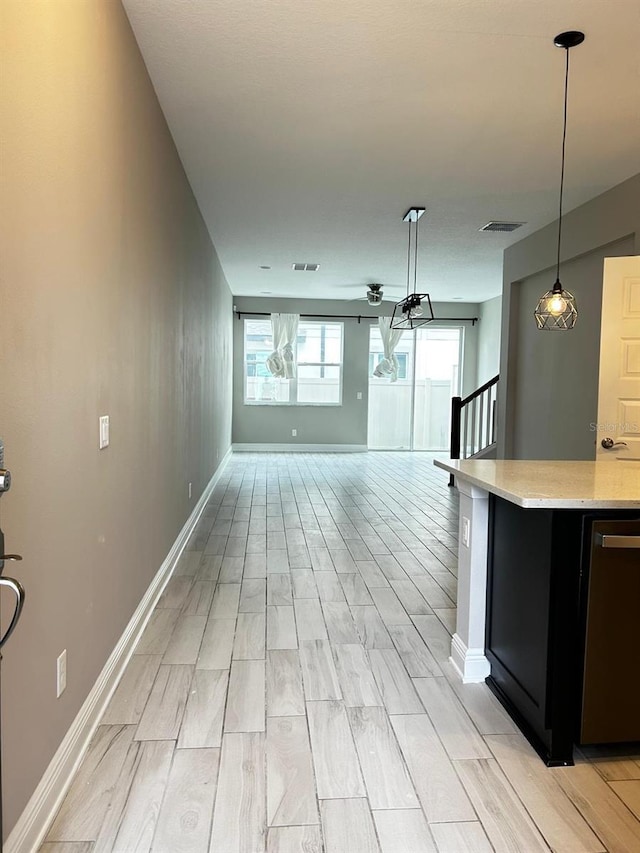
434;459;640;508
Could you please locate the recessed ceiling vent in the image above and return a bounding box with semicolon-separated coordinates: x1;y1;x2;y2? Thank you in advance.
479;221;526;233
292;263;320;271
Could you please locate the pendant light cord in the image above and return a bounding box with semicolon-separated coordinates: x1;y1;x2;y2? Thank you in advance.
555;46;570;285
414;213;419;295
406;215;411;298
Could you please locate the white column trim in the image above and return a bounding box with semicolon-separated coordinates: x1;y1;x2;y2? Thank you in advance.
450;632;492;683
450;476;492;685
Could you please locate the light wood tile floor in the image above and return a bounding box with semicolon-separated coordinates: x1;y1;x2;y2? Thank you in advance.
40;453;640;852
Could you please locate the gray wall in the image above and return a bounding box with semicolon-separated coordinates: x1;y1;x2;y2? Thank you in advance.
476;296;502;386
497;173;640;460
232;296;480;446
1;0;232;835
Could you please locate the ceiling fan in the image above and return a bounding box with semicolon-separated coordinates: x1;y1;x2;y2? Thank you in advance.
344;282;389;306
365;283;383;306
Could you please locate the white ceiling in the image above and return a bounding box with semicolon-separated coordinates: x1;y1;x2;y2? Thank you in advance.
123;0;640;304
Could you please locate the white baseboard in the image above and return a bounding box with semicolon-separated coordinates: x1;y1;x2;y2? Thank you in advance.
232;443;367;453
450;632;491;684
4;449;232;853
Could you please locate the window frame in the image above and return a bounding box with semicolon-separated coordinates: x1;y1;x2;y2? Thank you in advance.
243;318;344;406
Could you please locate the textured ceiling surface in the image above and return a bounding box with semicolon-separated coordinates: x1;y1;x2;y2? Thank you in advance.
123;0;640;303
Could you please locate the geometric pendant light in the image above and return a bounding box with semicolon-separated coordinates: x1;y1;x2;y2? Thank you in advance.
391;207;435;330
534;30;585;331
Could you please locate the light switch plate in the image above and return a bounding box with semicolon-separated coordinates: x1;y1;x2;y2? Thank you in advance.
57;649;67;698
99;415;109;449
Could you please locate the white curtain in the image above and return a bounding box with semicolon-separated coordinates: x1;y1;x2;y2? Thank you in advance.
373;316;404;382
266;313;299;379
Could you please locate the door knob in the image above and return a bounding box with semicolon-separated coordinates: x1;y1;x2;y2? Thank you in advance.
0;551;22;573
601;437;628;449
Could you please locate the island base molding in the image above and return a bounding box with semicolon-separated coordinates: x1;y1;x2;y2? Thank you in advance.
450;633;491;683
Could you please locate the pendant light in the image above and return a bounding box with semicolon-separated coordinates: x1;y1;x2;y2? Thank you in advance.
534;31;585;331
391;207;435;330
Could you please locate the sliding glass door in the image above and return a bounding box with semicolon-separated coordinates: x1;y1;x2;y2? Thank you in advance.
367;328;413;449
368;325;462;450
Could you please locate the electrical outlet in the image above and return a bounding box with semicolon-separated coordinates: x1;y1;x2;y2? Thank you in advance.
56;650;67;698
291;429;297;437
188;482;192;499
357;391;363;400
99;415;109;449
462;517;470;548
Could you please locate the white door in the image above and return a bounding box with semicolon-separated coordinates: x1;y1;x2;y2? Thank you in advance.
596;256;640;460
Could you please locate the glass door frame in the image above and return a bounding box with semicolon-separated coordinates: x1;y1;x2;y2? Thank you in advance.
367;322;465;451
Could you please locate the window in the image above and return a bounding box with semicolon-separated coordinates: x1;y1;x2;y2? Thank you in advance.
244;319;343;405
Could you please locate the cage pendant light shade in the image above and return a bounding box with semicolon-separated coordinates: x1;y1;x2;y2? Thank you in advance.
391;207;435;330
534;30;584;331
391;292;435;330
534;280;578;330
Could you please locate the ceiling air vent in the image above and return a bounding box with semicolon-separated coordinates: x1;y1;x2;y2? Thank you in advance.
479;221;526;233
292;263;320;271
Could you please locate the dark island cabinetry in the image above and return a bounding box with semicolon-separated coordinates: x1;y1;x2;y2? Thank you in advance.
485;494;640;765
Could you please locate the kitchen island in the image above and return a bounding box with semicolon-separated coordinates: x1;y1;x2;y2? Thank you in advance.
435;459;640;765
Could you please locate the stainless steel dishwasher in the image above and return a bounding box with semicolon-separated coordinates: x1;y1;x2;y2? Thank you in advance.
581;519;640;744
